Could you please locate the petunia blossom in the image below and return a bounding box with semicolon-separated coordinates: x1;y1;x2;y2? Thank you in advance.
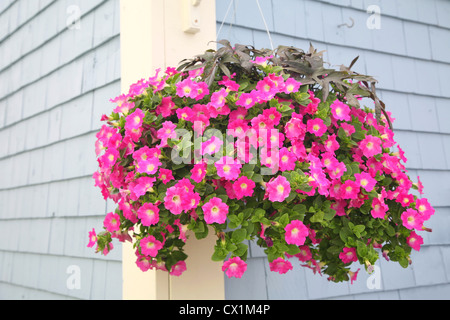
170;261;187;277
266;175;291;202
307;118;327;137
284;220;308;246
339;247;358;264
202;197;229;224
140;235;163;257
222;257;247;278
269;258;294;274
406;231;424;251
359;135;382;158
137;203;160;226
355;172;377;192
233;176;256;199
401;209;424;230
87;229;97;248
331;100;351;121
164;186;186;215
104;212;121;233
215;156;242;181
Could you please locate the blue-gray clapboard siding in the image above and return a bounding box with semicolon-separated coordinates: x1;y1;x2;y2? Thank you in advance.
0;0;122;300
217;0;450;300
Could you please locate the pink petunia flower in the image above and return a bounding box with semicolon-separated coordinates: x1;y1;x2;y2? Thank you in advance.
164;186;186;215
339;180;359;200
170;260;187;277
174;219;189;243
137;203;160;226
331;200;347;217
125;108;145;131
100;148;120;169
284;220;308;246
331;100;351;121
230;107;248;122
136;157;162;175
396;192;415;208
236;91;258;109
349;269;360;285
222;257;247;278
252;55;273;66
183;191;201;211
266;175;291;202
283;78;302;94
340;122;356;136
307;118;327;137
279;147;297;172
327;160;347;180
256;77;278;101
202;136;224;156
233;176;256;199
191;162;207;183
416;198;435;221
401;209;424;230
101;242;114;256
194;82;210;101
104;212;121;233
371;196;389;219
339;247;358;264
215;156;242;181
140;235;163;257
87;228;97;248
210;88;229;109
263;107;282;127
202;197;229;224
156;96;177;118
135;252;154;272
359;135;382;158
416;176;424;195
157;121;177;146
304;91;320;114
354;172;377;192
285;117;306;141
407;231;424;251
158;168;174;185
176;106;194;121
324;134;340;153
269;258;294;274
132;176;157;198
176;78;199;99
296;245;313;262
228;118;250;139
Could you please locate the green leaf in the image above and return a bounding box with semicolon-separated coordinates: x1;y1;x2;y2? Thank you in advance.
386;225;396;237
292;204;306;215
211;246;229;262
251;174;263;183
234;243;248;257
352;225;366;237
278;213;290;228
310;211;324;224
356;241;368;258
232;228;247;243
324;208;337;221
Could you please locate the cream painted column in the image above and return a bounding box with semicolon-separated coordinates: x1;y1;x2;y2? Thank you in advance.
120;0;223;300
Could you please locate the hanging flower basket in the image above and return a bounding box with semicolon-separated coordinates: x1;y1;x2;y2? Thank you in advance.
89;40;434;283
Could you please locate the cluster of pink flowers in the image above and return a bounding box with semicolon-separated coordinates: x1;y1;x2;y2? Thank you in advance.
89;51;434;283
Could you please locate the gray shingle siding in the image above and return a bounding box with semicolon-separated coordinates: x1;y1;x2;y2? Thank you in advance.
217;0;450;300
0;0;121;300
